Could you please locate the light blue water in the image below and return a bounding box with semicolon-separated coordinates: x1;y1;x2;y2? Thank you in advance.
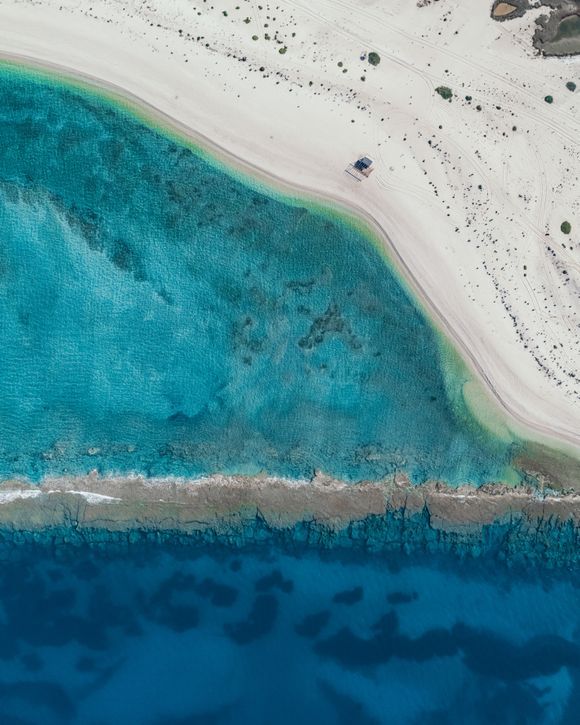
0;540;576;724
0;63;521;485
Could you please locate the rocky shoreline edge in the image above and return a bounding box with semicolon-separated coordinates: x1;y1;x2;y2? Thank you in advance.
0;474;577;567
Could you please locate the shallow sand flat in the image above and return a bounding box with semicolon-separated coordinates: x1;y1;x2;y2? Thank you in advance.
0;1;578;458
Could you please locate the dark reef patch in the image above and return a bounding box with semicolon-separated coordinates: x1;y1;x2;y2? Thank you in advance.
0;681;75;720
254;569;294;594
224;594;279;645
145;573;200;632
333;585;364;605
315;609;580;680
196;577;238;607
317;680;381;725
387;590;419;605
295;611;331;638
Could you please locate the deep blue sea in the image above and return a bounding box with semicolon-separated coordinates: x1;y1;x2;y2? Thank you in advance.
0;541;576;725
0;63;521;486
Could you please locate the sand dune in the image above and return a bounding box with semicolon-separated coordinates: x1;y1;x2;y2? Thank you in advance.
0;0;579;454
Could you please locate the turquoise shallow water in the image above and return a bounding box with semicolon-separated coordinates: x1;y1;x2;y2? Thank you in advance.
0;64;518;484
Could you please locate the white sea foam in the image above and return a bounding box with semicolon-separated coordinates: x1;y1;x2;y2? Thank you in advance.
59;491;122;504
0;490;43;503
0;489;123;505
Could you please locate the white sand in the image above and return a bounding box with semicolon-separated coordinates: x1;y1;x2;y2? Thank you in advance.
0;0;579;452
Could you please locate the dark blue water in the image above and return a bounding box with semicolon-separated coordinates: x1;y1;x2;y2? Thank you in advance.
0;62;523;486
0;541;577;724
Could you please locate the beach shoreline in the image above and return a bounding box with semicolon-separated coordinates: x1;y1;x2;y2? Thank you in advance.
0;4;577;541
0;0;578;459
0;52;577;468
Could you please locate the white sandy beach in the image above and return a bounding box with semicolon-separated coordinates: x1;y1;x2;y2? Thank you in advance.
0;0;579;453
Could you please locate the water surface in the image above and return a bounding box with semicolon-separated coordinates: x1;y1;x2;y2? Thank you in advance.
0;62;576;725
0;541;576;724
0;62;521;485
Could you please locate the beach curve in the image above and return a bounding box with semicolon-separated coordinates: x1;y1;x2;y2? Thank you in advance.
0;51;576;468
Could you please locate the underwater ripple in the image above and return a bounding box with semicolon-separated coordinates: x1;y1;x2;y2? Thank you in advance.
0;64;520;485
0;542;574;724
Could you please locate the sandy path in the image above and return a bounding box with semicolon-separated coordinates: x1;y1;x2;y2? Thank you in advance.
0;0;579;457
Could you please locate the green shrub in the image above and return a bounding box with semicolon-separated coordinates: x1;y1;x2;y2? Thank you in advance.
566;82;576;92
561;221;572;234
368;52;381;66
544;95;553;104
435;86;453;101
278;46;287;54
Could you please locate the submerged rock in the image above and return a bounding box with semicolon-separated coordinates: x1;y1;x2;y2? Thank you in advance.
0;474;577;568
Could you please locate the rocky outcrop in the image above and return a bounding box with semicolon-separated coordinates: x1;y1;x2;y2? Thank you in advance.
0;474;577;567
